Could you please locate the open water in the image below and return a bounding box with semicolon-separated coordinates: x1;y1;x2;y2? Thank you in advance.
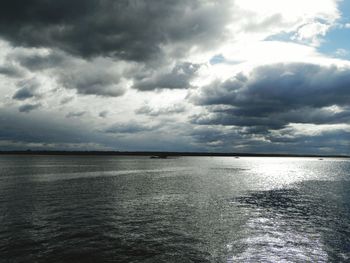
0;155;349;262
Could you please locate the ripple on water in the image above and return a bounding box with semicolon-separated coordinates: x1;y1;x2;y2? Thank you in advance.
228;180;350;262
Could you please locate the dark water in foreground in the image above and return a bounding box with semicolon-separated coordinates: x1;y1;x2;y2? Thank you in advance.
0;156;349;262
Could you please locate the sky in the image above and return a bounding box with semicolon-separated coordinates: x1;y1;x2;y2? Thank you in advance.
0;0;350;154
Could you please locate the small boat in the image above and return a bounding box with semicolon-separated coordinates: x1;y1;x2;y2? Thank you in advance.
318;158;323;160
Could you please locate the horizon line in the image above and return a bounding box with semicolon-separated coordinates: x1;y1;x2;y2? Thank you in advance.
0;150;349;158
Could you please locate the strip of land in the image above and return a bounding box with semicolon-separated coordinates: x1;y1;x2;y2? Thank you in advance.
0;151;348;158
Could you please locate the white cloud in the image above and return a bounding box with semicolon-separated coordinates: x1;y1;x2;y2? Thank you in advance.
293;22;331;46
335;48;349;57
233;0;339;34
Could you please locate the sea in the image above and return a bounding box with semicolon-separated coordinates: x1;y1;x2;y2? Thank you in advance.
0;155;349;262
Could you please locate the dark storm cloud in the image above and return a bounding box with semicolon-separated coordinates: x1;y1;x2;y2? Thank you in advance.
133;62;201;91
18;103;41;113
192;63;350;131
13;78;41;100
0;0;232;61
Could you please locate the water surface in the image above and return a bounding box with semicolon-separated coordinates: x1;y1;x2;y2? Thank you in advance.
0;155;349;262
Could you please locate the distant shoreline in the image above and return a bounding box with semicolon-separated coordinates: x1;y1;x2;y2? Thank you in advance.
0;151;348;158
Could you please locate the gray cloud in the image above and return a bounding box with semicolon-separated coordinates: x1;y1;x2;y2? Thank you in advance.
13;78;41;100
189;126;244;148
0;0;233;61
0;109;113;150
60;96;74;105
99;111;108;118
189;124;350;155
0;1;348;155
14;50;66;71
66;111;86;118
18;103;41;113
265;129;350;155
0;1;232;98
0;108;199;152
8;49;128;97
104;122;159;134
135;104;186;116
133;62;201;91
192;63;350;132
0;63;24;78
13;88;36;101
59;66;126;97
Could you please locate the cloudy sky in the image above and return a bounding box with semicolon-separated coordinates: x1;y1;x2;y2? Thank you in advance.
1;0;350;154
